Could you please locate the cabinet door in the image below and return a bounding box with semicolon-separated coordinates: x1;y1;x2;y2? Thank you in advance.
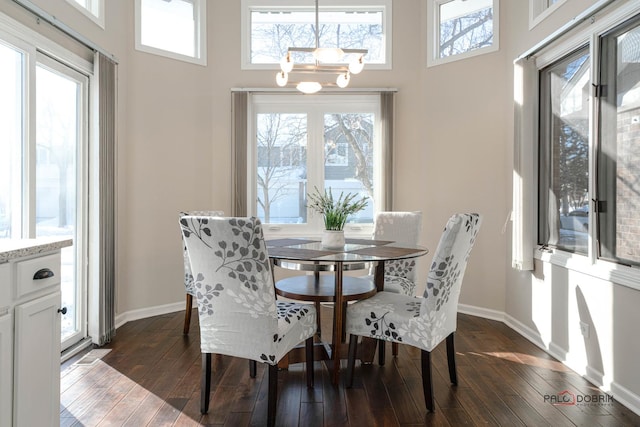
14;291;61;427
0;311;12;427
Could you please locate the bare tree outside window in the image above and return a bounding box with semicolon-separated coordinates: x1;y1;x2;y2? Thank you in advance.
439;3;493;58
250;10;384;64
327;113;374;198
256;113;307;223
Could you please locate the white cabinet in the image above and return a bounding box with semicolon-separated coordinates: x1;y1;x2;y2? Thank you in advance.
0;309;12;427
14;291;61;427
0;242;67;427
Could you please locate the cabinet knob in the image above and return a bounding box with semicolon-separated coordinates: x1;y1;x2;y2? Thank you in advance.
33;268;55;280
58;307;67;315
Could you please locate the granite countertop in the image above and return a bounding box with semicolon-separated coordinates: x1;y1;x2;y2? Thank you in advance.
0;237;73;263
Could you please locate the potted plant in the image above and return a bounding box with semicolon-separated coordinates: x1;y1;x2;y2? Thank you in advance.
307;186;368;248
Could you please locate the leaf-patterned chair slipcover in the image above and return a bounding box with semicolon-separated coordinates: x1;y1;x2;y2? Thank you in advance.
180;216;317;427
346;213;482;412
180;210;224;334
360;211;423;296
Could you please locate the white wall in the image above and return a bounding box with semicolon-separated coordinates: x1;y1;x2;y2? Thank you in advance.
501;0;640;415
2;0;639;414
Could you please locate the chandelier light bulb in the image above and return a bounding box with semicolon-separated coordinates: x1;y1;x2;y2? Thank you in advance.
313;47;345;63
276;71;288;87
349;55;365;74
280;53;294;73
336;72;350;88
296;81;322;94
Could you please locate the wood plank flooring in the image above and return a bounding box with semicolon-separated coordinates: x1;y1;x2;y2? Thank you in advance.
60;308;640;426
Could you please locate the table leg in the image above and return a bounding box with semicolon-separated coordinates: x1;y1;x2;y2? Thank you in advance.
331;262;344;385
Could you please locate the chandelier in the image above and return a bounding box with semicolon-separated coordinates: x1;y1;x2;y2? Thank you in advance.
275;0;368;94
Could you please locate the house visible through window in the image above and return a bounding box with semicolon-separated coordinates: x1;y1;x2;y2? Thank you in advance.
135;0;207;65
427;0;499;67
597;17;640;266
538;46;590;254
249;94;382;234
242;0;392;70
532;4;640;270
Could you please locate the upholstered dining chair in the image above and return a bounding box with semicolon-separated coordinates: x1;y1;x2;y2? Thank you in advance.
346;213;482;412
180;216;317;427
358;211;422;358
361;211;423;296
180;210;224;334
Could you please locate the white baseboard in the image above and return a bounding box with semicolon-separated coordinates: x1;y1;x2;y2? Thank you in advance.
115;301;185;329
114;300;640;417
457;303;505;322
503;312;640;417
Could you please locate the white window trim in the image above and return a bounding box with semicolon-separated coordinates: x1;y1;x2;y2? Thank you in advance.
519;0;640;292
529;0;567;30
241;0;392;71
426;0;499;68
134;0;207;66
248;93;381;238
65;0;105;29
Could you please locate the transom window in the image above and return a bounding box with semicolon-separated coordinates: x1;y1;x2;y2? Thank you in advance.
66;0;104;27
529;0;567;29
135;0;207;65
241;0;392;70
427;0;499;67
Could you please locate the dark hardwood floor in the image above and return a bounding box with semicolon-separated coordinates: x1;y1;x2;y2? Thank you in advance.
60;307;640;426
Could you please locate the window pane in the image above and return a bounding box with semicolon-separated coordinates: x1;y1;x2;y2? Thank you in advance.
36;65;79;340
324;113;374;224
0;43;23;240
438;0;494;59
250;9;384;64
256;113;307;224
539;47;590;253
598;19;640;265
141;0;197;57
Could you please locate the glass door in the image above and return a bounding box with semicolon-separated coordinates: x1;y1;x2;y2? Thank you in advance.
35;54;88;350
0;35;89;353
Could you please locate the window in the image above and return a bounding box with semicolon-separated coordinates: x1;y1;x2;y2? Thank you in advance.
538;47;590;254
427;0;499;67
529;0;566;29
248;94;384;234
528;2;640;275
597;17;640;266
135;0;207;65
66;0;104;28
241;0;392;70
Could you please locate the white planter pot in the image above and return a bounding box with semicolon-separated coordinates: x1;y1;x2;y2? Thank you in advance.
321;230;345;249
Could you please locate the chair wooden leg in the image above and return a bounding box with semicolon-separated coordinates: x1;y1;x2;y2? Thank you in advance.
314;301;322;337
267;364;278;427
183;294;193;335
306;336;314;388
421;350;434;412
378;339;386;366
446;332;457;385
249;360;257;378
346;334;358;387
201;353;212;414
392;342;399;356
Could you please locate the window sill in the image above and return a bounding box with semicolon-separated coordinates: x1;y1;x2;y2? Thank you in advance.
534;246;640;292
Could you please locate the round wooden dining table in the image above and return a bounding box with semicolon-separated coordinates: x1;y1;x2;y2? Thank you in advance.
266;237;429;385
